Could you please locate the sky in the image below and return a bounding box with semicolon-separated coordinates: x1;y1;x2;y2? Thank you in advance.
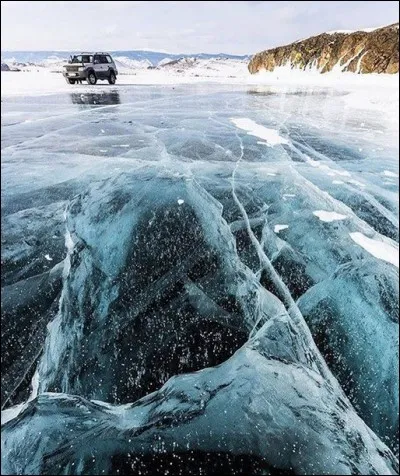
1;1;399;54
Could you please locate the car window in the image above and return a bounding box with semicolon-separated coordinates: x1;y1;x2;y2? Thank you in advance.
93;55;100;63
106;56;113;63
71;55;82;63
100;55;109;64
81;55;92;63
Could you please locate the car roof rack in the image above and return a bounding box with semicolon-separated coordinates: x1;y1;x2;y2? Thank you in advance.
75;52;111;56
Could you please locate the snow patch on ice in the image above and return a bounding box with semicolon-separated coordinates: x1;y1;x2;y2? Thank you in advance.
348;179;366;188
231;118;289;147
306;158;351;177
313;210;348;222
332;180;345;184
382;170;399;178
350;232;399;268
177;199;185;205
44;254;53;261
274;224;289;233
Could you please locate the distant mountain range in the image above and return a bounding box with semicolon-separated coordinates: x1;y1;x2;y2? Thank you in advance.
249;23;399;74
3;24;398;78
1;50;249;66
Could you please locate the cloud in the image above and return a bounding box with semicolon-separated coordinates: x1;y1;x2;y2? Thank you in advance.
1;0;399;54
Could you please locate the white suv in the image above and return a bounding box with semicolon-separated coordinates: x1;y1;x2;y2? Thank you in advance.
63;52;118;85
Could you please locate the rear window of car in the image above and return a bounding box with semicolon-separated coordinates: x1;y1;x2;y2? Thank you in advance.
106;56;113;63
99;55;109;64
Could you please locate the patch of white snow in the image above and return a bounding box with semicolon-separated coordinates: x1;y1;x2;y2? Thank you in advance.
274;224;289;233
231;118;289;147
350;232;399;267
313;210;348;222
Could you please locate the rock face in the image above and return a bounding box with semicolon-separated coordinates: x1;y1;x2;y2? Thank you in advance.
249;23;399;74
1;63;10;71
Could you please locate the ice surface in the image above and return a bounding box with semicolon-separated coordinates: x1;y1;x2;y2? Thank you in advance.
1;78;399;473
2;315;399;475
298;260;399;451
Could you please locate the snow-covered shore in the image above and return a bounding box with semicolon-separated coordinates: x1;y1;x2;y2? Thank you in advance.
2;62;398;132
2;57;398;90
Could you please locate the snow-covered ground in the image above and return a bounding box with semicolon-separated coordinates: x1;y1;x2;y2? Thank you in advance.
2;60;398;136
2;58;398;89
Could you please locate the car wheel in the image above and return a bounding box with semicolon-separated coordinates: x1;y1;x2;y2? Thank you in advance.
108;71;116;84
87;72;97;85
67;78;76;84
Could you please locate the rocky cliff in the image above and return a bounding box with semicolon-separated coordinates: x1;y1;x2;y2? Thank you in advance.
249;23;399;74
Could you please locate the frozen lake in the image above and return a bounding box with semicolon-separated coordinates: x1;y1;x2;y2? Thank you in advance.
1;82;399;474
2;83;398;207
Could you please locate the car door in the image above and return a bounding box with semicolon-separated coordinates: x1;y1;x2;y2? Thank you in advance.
100;55;111;78
93;55;104;77
106;55;115;73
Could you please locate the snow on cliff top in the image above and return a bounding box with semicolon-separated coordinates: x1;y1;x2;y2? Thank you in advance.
294;23;398;43
326;25;391;34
